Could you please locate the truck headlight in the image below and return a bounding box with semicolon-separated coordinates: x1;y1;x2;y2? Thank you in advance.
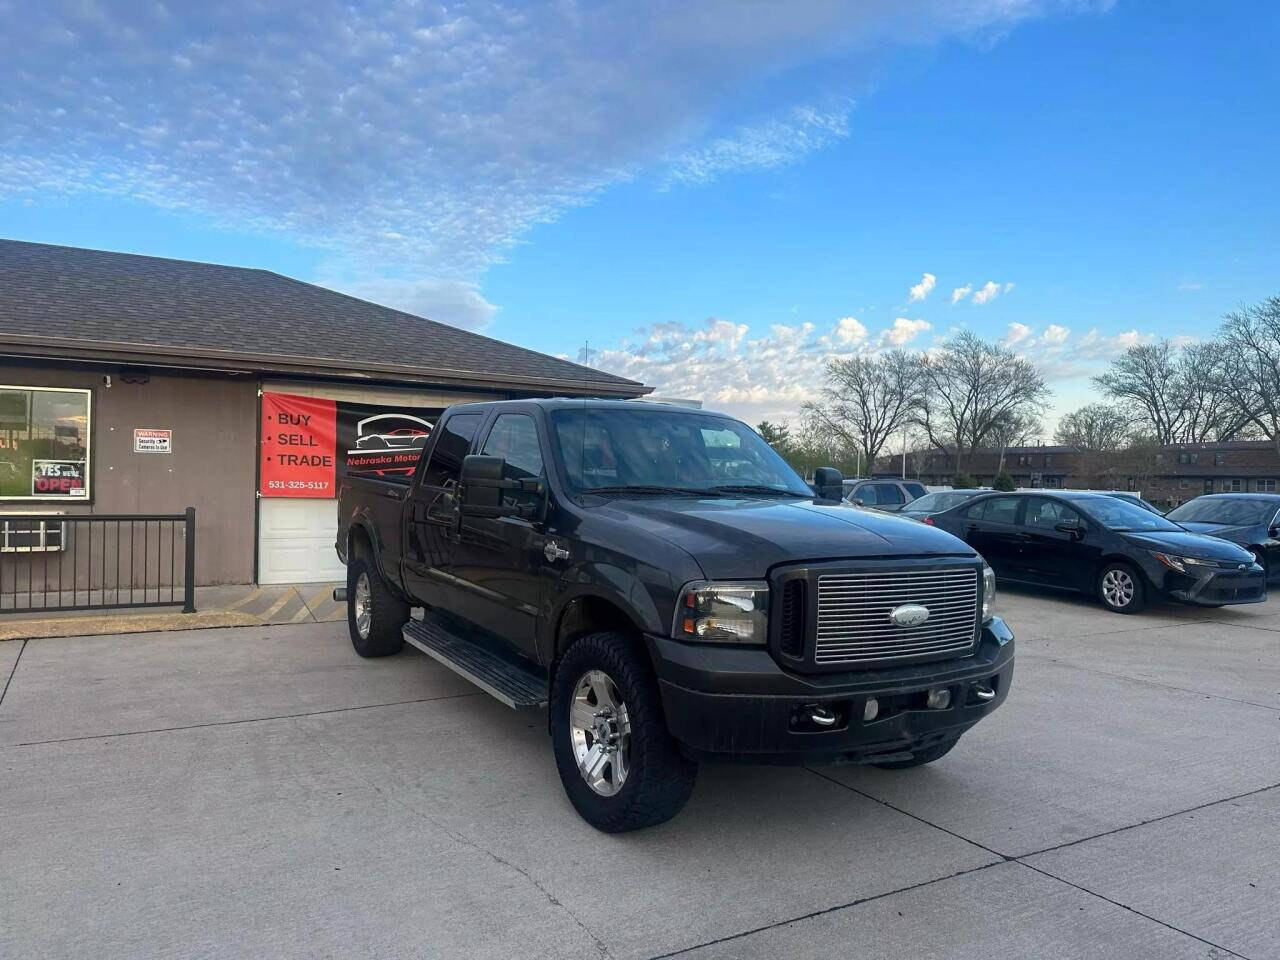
1151;552;1216;574
673;581;769;645
982;564;996;623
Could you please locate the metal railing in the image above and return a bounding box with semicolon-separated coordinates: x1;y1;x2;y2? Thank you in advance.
0;508;196;614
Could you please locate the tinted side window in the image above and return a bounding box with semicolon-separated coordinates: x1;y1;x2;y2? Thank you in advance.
1025;498;1081;528
876;483;905;505
904;482;927;499
481;414;544;506
422;414;483;488
853;484;877;505
978;496;1022;524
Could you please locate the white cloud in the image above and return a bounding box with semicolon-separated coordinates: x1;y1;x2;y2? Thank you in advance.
880;317;931;346
950;284;973;304
1042;323;1070;344
321;272;499;331
1003;322;1032;345
970;280;1007;305
908;272;937;302
664;103;851;187
833;316;869;344
1177;281;1204;292
0;1;1111;303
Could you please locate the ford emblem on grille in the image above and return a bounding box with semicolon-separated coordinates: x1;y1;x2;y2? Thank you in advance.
889;603;931;627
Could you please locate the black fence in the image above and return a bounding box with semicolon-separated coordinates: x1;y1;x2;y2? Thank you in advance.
0;508;196;614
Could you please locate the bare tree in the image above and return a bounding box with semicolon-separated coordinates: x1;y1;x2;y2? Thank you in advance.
914;331;1049;472
804;350;921;471
1054;403;1132;451
1092;340;1186;444
1213;295;1280;455
988;411;1043;475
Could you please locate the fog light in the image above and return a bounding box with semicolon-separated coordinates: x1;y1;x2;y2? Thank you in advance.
863;698;879;722
926;688;951;710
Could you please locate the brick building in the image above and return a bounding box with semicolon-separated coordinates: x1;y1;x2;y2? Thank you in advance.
899;440;1280;509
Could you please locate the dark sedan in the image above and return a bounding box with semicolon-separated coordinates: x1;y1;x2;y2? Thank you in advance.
929;490;1265;613
1165;494;1280;582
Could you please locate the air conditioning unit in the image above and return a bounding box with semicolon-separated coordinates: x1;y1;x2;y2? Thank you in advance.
1;518;66;553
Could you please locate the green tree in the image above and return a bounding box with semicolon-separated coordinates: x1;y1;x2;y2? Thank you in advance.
993;471;1015;491
952;472;978;489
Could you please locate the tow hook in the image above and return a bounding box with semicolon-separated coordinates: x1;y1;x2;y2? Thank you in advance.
970;681;996;702
808;705;838;727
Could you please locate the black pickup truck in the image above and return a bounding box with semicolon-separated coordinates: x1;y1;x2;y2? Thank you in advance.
336;398;1013;831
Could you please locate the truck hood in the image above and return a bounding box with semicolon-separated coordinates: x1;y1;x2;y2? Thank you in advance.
598;496;976;579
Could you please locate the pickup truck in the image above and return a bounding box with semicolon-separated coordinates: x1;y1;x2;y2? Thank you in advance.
336;398;1013;832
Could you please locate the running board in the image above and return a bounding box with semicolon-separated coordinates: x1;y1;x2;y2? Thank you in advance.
403;618;548;709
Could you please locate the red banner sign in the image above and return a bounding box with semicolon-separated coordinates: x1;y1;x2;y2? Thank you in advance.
260;393;337;497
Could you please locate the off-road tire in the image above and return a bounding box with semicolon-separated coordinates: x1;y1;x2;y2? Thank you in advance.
871;737;959;769
551;631;697;832
1097;561;1147;614
347;554;408;657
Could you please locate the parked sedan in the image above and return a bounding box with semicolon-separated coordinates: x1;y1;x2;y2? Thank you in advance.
929;490;1265;613
1165;494;1280;582
899;489;987;523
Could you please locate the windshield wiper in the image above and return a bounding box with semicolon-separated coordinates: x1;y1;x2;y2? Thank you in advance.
708;484;811;497
580;485;707;497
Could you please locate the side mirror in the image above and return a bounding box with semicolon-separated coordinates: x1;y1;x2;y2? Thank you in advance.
813;466;843;501
1054;520;1084;540
1269;525;1280;539
460;455;543;519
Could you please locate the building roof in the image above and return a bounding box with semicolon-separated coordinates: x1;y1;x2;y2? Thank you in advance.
0;239;646;397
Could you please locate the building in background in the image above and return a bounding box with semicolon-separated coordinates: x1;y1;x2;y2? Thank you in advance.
0;240;646;585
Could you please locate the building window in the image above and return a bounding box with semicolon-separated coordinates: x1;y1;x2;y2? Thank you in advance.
0;386;92;500
1017;455;1032;467
1214;453;1226;466
1256;479;1277;492
1044;476;1059;488
1178;451;1199;465
1223;479;1244;492
1179;479;1190;489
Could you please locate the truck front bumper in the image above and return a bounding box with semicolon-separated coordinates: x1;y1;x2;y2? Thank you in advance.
645;617;1014;765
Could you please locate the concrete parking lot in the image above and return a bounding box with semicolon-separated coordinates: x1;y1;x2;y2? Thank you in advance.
1;588;1277;959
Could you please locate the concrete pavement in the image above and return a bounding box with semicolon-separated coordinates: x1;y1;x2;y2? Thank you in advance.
1;586;1277;958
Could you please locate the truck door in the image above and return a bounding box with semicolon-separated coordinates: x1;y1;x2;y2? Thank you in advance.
402;412;484;609
450;412;548;662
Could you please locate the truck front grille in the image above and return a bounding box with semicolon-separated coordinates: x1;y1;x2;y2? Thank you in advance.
778;579;806;658
814;568;979;666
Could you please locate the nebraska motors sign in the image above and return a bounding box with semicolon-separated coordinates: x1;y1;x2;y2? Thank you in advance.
259;392;441;498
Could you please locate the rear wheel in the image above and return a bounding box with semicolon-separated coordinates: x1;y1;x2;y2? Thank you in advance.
551;631;697;832
872;738;958;769
1097;561;1147;614
347;554;408;657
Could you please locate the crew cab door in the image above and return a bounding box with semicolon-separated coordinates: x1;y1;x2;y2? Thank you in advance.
401;411;485;608
450;412;550;662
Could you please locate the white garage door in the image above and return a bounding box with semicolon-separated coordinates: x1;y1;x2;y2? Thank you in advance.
258;498;348;584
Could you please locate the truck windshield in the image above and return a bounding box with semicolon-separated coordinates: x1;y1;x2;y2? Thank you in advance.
550;407;814;498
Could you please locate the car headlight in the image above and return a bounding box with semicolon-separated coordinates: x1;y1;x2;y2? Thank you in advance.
1151;552;1217;574
673;580;769;645
982;563;996;623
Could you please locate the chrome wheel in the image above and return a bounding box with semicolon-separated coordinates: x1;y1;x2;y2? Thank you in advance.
1101;568;1134;608
354;572;372;639
569;669;631;797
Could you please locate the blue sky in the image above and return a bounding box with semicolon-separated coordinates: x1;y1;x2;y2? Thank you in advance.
3;0;1277;429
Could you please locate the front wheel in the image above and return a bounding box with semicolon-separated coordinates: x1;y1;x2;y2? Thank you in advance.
550;632;697;832
347;554;408;657
1097;562;1147;614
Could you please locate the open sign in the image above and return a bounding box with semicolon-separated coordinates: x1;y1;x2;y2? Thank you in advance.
32;460;86;497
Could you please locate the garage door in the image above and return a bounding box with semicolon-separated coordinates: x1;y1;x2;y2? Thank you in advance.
258;498;348;584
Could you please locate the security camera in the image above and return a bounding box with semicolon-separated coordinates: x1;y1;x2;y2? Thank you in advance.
103;374;112;388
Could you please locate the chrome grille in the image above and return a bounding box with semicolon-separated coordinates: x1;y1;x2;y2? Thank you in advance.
814;568;979;665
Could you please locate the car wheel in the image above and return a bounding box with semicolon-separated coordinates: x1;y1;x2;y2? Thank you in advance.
347;554;408;656
871;737;958;769
1097;561;1147;614
551;631;697;832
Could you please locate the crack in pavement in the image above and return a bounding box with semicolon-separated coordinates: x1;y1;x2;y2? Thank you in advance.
0;638;27;708
7;690;483;748
299;718;611;959
1015;651;1280;711
800;767;1267;960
